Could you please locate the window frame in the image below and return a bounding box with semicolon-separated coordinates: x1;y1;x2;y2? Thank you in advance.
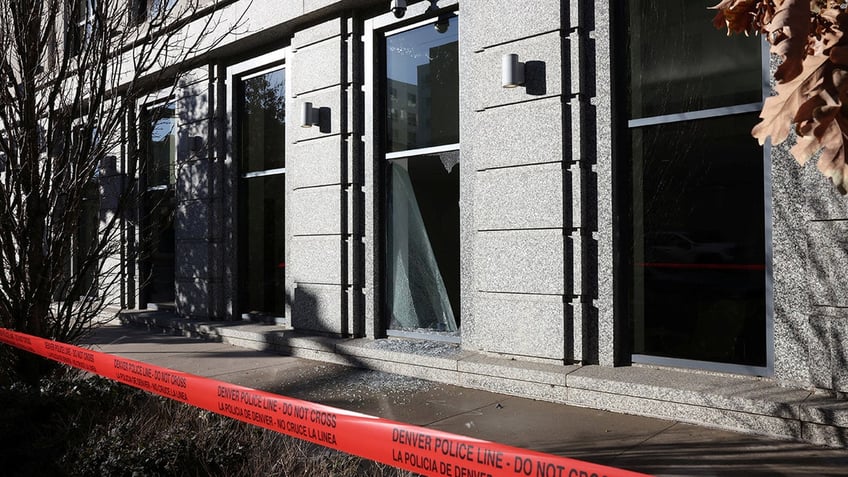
226;49;290;324
59;120;102;303
142;100;177;189
366;3;461;343
132;0;178;25
68;0;98;56
618;6;775;376
137;94;178;310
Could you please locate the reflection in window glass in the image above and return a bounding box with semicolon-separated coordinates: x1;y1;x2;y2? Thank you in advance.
386;154;460;332
237;66;286;317
142;101;176;308
150;0;178;19
69;0;97;56
147;103;176;187
627;0;761;119
630;114;766;366
75;182;100;298
59;182;100;302
142;188;175;305
240;69;286;172
386;16;458;152
239;174;285;315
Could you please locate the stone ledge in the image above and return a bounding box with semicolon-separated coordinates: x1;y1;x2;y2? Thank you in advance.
567;388;803;440
566;365;848;446
801;397;848;429
118;311;232;340
116;311;848;447
567;365;811;421
457;353;575;388
336;338;469;371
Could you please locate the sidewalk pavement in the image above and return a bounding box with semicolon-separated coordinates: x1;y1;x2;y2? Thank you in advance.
82;321;848;477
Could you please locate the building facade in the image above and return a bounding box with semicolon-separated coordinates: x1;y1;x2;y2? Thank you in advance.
117;0;848;445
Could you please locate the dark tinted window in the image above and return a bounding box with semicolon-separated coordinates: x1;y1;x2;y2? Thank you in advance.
630;113;766;366
239;174;285;315
239;69;286;172
627;0;762;119
237;66;286;317
146;103;176;187
625;1;767;368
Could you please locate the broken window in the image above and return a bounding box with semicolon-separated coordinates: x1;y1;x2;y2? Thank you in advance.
383;14;460;340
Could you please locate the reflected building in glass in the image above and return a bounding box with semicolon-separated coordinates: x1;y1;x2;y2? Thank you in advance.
386;80;419;149
384;15;460;338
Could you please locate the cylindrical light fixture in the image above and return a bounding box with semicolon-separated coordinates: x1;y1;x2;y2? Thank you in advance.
301;102;316;128
502;53;525;88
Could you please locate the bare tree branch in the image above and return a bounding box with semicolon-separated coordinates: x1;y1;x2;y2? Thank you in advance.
0;0;245;384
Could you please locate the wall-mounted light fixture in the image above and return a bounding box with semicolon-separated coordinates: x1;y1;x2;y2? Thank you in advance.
100;155;118;175
301;102;320;128
189;135;204;153
301;101;330;132
502;53;525;89
503;56;548;95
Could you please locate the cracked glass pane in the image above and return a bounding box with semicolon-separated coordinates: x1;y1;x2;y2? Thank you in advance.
386;156;460;332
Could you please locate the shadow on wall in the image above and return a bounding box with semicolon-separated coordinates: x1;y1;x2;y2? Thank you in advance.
169;83;222;319
524;60;546;96
291;285;351;338
763;144;848;446
231;285;343;338
799;165;848;386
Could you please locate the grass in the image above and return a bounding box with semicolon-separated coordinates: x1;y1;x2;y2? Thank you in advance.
0;370;420;476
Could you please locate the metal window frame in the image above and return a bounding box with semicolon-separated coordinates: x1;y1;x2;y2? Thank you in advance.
242;167;286;179
226;48;290;324
382;10;460;161
140;98;177;192
227;51;288;179
627;102;763;129
627;37;774;377
385;143;459;160
234;64;288;181
66;119;102;302
73;0;99;52
365;2;461;341
137;92;177;310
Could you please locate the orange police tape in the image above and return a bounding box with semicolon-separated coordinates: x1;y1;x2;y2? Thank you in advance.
0;327;651;477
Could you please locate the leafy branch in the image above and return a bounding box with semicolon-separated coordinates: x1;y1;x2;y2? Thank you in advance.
713;0;848;193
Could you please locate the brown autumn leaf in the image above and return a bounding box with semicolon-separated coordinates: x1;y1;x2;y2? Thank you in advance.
752;54;829;146
711;0;759;34
786;66;848;193
714;2;848;194
829;44;848;65
812;68;848;193
790;133;820;164
769;0;813;82
791;90;835;164
713;0;848;194
813;116;848;193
